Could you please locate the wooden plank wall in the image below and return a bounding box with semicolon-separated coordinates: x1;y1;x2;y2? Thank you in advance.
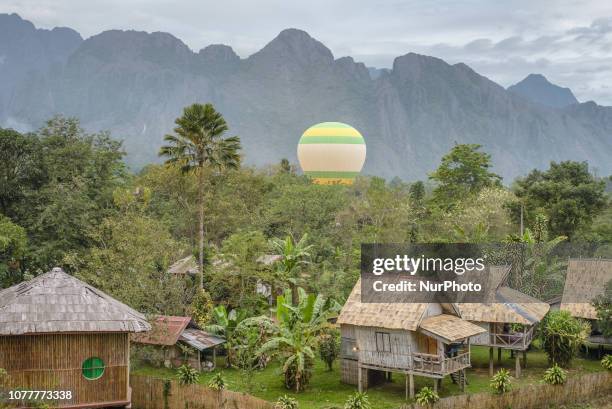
0;333;128;407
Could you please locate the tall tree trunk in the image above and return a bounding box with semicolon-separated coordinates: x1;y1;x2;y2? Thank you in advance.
198;167;205;290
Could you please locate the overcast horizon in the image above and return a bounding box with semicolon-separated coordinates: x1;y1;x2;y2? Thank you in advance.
3;0;612;105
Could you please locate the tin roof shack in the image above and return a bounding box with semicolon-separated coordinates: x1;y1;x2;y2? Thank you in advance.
456;266;550;377
132;316;224;371
337;279;485;399
560;259;612;350
167;256;199;276
0;267;151;409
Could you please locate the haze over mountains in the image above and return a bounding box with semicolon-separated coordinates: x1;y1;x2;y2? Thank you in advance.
1;13;610;181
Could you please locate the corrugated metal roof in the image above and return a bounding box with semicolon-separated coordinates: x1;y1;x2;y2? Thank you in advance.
0;268;151;335
179;328;225;351
132;316;192;346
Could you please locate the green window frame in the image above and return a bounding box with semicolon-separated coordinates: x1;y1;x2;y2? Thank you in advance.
82;357;105;380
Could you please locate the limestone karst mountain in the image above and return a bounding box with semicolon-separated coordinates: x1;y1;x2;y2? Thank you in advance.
1;14;610;181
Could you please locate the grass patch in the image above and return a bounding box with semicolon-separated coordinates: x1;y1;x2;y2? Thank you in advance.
132;346;605;409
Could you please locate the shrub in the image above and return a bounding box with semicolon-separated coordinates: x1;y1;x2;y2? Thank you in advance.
177;364;199;385
540;310;589;367
490;369;512;394
208;372;226;391
274;395;299;409
344;392;371;409
602;355;612;371
542;364;567;385
415;386;440;406
190;289;214;327
319;330;340;371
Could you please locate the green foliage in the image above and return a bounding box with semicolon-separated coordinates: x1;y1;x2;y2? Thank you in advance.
190;289;214;327
541;310;590;367
602;355;612;371
343;392;371;409
318;329;340;371
509;161;607;239
177;364;199;385
415;386;440;406
0;215;28;287
274;395;299;409
490;368;512;394
207;372;226;391
159;102;242;290
258;289;340;392
205;305;248;368
429;144;501;207
542;364;567;385
593;279;612;338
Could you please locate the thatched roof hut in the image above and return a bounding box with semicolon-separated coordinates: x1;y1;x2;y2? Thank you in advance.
0;267;151;409
560;258;612;320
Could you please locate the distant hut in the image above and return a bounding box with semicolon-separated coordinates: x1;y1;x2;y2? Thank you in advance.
0;267;151;408
132;316;224;371
337;279;485;399
167;255;199;276
457;265;549;377
560;259;612;353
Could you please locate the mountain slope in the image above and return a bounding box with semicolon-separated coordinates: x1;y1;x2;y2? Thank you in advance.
508;74;578;108
0;15;610;181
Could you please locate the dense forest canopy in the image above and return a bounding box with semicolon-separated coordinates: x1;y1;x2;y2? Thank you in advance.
0;114;610;317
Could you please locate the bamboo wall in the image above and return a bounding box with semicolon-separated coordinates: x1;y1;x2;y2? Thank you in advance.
400;371;612;409
129;375;274;409
0;333;129;408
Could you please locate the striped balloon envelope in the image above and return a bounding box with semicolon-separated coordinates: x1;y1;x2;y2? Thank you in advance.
297;122;366;185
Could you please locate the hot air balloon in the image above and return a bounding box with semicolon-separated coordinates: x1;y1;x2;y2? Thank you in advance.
297;122;366;185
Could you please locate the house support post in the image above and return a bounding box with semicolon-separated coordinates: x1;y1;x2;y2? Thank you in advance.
212;347;217;369
358;364;363;393
497;347;502;364
461;370;466;392
405;375;408;400
409;373;415;399
198;350;202;371
433;378;437;393
489;347;494;376
515;354;521;378
522;350;527;368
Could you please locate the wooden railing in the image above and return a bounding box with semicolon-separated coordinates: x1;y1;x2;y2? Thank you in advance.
358;350;470;376
487;326;534;350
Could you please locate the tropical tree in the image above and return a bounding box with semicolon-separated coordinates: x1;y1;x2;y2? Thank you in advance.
159;103;241;289
258;290;340;391
540;310;590;367
270;234;313;305
205;305;248;367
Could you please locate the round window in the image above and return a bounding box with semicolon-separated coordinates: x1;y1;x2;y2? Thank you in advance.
82;357;105;380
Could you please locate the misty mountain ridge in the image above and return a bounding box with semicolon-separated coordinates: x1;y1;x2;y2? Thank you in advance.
508;73;579;109
1;14;610;181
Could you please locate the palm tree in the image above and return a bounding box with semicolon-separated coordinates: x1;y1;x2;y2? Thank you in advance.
270;234;313;305
159;103;241;289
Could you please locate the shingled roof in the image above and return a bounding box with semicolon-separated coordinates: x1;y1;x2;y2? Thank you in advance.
337;279;483;343
0;267;151;335
560;258;612;320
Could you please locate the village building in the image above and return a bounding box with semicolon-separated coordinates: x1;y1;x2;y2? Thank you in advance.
167;255;199;276
0;267;151;409
559;258;612;353
132;316;224;371
337;279;486;399
456;265;550;377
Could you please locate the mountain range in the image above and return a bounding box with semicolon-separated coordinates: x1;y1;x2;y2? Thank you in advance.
1;13;610;181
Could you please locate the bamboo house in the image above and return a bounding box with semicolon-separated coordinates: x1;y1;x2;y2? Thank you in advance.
456;265;550;377
337;279;486;399
560;258;612;352
0;267;151;408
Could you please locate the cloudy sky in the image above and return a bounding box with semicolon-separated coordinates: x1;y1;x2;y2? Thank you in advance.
3;0;612;104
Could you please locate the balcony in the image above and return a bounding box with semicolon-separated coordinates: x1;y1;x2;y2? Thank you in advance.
482;326;534;350
358;350;471;377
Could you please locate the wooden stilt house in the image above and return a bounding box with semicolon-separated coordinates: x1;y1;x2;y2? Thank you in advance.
0;267;151;408
456;266;550;377
337;279;486;399
560;259;612;352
